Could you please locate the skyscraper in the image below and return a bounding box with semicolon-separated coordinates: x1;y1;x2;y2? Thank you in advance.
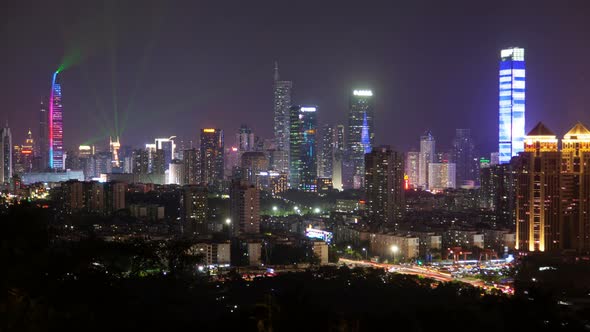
183;185;208;235
241;151;268;187
515;122;559;252
230;180;260;236
561;122;590;252
49;71;64;170
365;146;405;223
451;129;478;188
182;148;199;185
200;128;224;187
405;151;419;189
418;131;435;189
132;149;149;175
39;100;48;170
273;62;292;175
319;124;334;178
345;90;374;189
236;125;255;154
0;124;12;183
427;162;457;192
289;105;317;191
499;47;525;164
155;136;176;170
110;136;121;168
332;124;345;191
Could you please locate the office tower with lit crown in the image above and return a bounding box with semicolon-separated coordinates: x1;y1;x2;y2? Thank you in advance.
319;124;334;178
515;122;560;252
365;146;405;223
405;151;419;189
452;129;479;187
18;129;34;173
560;123;590;252
0;124;12;183
418;131;435;189
345;90;374;189
49;71;64;170
39;100;48;170
230;180;260;236
155;137;176;170
200;128;224;187
289;105;318;191
499;47;525;164
332;124;345;190
273;62;293;175
110;136;121;168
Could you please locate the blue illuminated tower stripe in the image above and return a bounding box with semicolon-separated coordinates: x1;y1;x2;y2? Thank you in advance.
498;47;525;164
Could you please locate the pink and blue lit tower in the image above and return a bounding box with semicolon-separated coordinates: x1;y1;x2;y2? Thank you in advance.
49;71;64;170
498;47;525;164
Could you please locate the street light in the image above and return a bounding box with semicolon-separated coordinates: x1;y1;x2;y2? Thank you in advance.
390;245;399;263
272;206;278;212
225;218;232;238
314;207;321;214
362;248;367;260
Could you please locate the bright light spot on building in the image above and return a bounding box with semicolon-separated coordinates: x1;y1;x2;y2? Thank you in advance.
353;90;373;96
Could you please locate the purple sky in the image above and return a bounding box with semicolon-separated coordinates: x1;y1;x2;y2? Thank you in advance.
2;0;590;155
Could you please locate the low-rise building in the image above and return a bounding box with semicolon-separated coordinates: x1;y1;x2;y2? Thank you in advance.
369;233;419;261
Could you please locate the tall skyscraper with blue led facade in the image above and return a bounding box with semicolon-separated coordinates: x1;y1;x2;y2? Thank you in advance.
289;105;317;191
344;89;374;189
499;47;525;164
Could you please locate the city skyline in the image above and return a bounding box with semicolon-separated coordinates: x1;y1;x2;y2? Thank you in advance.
2;1;590;154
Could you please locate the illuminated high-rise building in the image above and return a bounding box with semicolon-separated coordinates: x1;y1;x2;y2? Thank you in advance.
418;131;435;189
365;146;405;223
451;129;479;188
289;105;317;191
405;151;419;189
183;185;208;235
560;122;590;252
499;47;525;164
0;124;12;183
236;125;255;154
16;129;34;174
182;149;199;185
110;136;121;168
132;149;149;175
230;180;260;236
241;151;268;187
273;62;293;175
332;124;345;191
319;124;334;178
49;71;64;170
427;162;456;192
345;89;374;189
200;128;224;187
515;122;559;252
39;100;49;170
155;136;176;170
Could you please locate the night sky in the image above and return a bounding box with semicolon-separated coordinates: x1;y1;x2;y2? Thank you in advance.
2;0;590;155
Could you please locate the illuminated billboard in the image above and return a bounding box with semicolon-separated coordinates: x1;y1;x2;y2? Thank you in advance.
305;226;333;243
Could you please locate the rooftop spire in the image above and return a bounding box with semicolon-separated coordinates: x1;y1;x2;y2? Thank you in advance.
274;61;279;81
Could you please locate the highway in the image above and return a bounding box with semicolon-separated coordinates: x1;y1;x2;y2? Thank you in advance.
338;258;509;294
